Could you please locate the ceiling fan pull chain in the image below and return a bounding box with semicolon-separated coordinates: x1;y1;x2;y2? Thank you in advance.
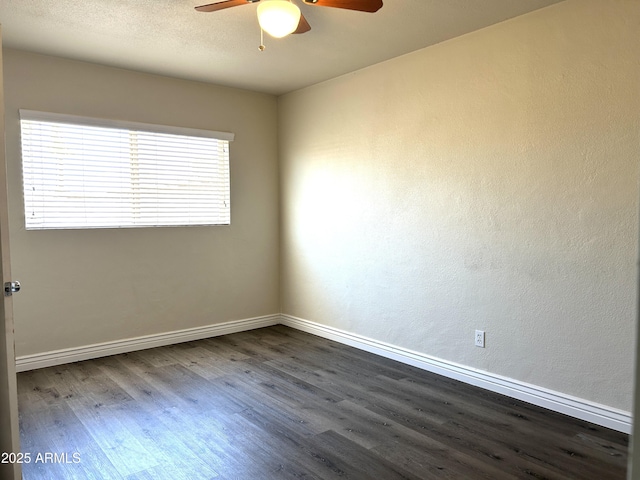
259;27;266;51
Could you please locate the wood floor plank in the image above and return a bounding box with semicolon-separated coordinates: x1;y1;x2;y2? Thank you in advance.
154;404;311;479
376;373;628;474
217;373;331;437
305;429;424;480
18;326;629;480
106;401;220;479
221;409;328;479
371;437;527;480
233;362;344;408
64;401;160;477
162;345;231;379
93;355;176;413
19;402;120;480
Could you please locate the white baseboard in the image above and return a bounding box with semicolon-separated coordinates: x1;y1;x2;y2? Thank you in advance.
15;314;280;373
280;314;632;434
15;312;631;434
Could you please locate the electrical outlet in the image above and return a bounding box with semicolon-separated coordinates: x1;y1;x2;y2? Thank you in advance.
475;330;485;348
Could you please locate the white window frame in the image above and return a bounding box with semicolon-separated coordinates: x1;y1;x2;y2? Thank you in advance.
19;110;234;230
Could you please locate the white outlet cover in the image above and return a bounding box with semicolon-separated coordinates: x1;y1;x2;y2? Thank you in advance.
475;330;485;348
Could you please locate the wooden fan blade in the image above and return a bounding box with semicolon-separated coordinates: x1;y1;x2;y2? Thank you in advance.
302;0;382;13
195;0;257;13
293;13;311;34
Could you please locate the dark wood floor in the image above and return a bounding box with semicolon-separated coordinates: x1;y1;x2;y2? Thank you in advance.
17;326;628;479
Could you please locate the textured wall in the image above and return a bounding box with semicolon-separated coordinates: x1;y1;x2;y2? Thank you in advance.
4;50;280;356
279;0;640;411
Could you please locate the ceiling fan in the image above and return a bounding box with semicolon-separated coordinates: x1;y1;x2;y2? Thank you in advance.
195;0;384;40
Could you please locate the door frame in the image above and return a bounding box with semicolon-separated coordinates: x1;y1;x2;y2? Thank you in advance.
0;27;22;480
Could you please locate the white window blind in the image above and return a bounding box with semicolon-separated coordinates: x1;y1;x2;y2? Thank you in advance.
20;110;234;230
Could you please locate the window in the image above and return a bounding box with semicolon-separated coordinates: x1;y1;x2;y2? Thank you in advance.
20;110;234;230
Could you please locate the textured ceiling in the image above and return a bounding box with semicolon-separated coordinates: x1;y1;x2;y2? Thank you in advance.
0;0;565;95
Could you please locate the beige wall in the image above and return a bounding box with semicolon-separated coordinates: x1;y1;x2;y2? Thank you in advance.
3;49;280;356
279;0;640;411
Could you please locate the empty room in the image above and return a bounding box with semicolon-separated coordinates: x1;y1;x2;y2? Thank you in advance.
0;0;638;479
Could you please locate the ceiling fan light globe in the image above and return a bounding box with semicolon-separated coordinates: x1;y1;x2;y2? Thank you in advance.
257;0;301;38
